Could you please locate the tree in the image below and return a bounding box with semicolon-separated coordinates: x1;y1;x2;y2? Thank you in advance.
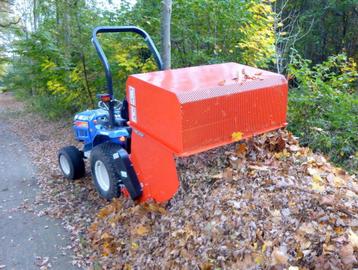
275;0;358;65
272;0;315;74
160;0;172;69
0;0;20;28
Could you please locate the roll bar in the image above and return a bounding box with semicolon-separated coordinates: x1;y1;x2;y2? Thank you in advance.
91;26;164;127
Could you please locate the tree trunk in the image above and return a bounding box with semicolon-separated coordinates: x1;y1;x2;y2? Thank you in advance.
74;2;94;108
33;0;38;31
161;0;172;70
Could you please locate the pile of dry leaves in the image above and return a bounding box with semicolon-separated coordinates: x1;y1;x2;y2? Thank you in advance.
3;95;357;270
86;130;358;270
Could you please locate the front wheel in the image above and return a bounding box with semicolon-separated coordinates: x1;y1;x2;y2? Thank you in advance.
90;142;121;200
58;146;85;180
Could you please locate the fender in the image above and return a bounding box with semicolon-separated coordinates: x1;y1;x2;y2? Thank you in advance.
113;148;142;200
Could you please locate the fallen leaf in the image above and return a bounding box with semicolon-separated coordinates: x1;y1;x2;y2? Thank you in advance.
270;209;281;224
334;226;345;235
144;203;167;214
276;136;286;151
223;167;233;180
320;195;335;205
97;205;115;219
312;174;323;183
348;230;358;249
298;223;315;235
333;176;346;187
232;131;244;142
274;149;290;159
218;80;226;86
288;145;300;152
131;242;139;250
254;253;265;265
88;222;98;234
236;143;247;155
248;165;269;171
200;262;213;270
211;172;223;179
100;232;112;240
307;167;319;176
133;225;150;236
102;241;116;256
123;263;132;270
311;182;325;192
271;247;288;265
340;244;356;265
326;173;335;183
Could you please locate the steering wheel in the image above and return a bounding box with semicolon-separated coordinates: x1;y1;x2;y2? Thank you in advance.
98;99;122;111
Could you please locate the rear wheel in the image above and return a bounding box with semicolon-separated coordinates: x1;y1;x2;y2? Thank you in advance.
58;146;85;180
90;142;121;200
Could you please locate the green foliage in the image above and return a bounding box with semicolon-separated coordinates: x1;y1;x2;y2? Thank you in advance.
130;0;276;68
288;51;358;173
2;0;277;119
278;0;358;64
1;0;160;118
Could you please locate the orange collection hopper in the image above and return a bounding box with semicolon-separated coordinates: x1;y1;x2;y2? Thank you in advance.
126;62;288;202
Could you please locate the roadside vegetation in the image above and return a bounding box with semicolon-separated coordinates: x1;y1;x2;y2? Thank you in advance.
288;53;358;174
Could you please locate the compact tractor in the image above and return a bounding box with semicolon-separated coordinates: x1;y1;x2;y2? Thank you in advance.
58;26;288;202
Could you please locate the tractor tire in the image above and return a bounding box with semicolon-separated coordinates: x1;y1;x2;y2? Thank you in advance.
58;146;85;180
90;142;121;200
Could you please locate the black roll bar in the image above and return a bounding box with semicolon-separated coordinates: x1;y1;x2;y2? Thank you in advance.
91;26;164;127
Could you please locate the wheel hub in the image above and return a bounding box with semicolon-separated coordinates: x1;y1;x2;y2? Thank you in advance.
59;155;70;175
95;160;110;191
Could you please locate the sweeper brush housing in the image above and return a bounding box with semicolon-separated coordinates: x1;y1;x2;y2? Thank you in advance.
126;62;288;202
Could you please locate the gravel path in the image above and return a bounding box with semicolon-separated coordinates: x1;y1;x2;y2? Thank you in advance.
0;93;78;270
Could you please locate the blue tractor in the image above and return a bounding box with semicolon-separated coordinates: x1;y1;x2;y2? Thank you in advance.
58;26;163;201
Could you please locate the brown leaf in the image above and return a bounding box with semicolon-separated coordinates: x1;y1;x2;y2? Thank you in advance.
320;195;335;206
271;247;288;265
218;80;226;86
200;262;213;270
100;232;113;240
223;167;233;180
248;165;269;171
340;244;356;265
236;143;247;156
211;173;223;179
133;225;150;236
88;222;98;234
348;230;358;249
276;136;286;151
97;205;115;219
102;241;116;256
143;203;167;214
298;223;315;235
288;144;300;152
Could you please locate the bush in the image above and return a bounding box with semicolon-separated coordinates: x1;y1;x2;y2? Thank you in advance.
288;52;358;173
